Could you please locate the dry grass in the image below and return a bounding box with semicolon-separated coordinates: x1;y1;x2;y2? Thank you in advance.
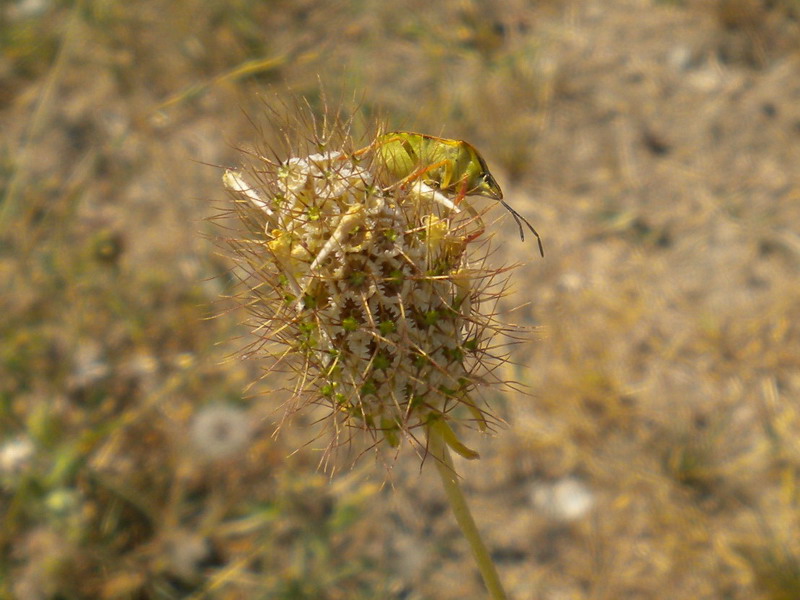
2;0;800;598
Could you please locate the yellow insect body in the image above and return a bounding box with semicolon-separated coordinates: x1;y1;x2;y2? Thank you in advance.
376;132;503;200
371;132;543;256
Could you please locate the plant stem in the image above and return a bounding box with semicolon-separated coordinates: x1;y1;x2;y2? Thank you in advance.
428;427;508;600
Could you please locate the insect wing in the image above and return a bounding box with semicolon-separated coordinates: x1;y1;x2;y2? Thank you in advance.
375;133;417;182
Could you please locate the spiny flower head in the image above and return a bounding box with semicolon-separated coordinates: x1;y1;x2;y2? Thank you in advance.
223;113;516;464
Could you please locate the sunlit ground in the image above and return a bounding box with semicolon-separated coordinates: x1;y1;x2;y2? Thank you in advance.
2;1;800;598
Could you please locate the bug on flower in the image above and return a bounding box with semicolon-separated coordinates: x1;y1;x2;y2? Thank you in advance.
370;131;544;256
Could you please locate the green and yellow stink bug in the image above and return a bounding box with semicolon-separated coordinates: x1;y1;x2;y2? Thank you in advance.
370;132;543;256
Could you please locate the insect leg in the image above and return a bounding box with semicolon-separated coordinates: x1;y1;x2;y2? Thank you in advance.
395;158;451;190
446;177;484;243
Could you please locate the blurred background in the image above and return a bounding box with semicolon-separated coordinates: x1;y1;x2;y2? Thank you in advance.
2;0;800;598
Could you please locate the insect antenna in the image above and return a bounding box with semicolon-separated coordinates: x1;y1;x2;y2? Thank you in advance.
499;200;544;257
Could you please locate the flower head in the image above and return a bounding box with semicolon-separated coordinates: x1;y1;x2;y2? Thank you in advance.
223;112;515;464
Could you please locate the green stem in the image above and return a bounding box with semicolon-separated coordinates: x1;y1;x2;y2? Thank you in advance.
428;426;508;600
